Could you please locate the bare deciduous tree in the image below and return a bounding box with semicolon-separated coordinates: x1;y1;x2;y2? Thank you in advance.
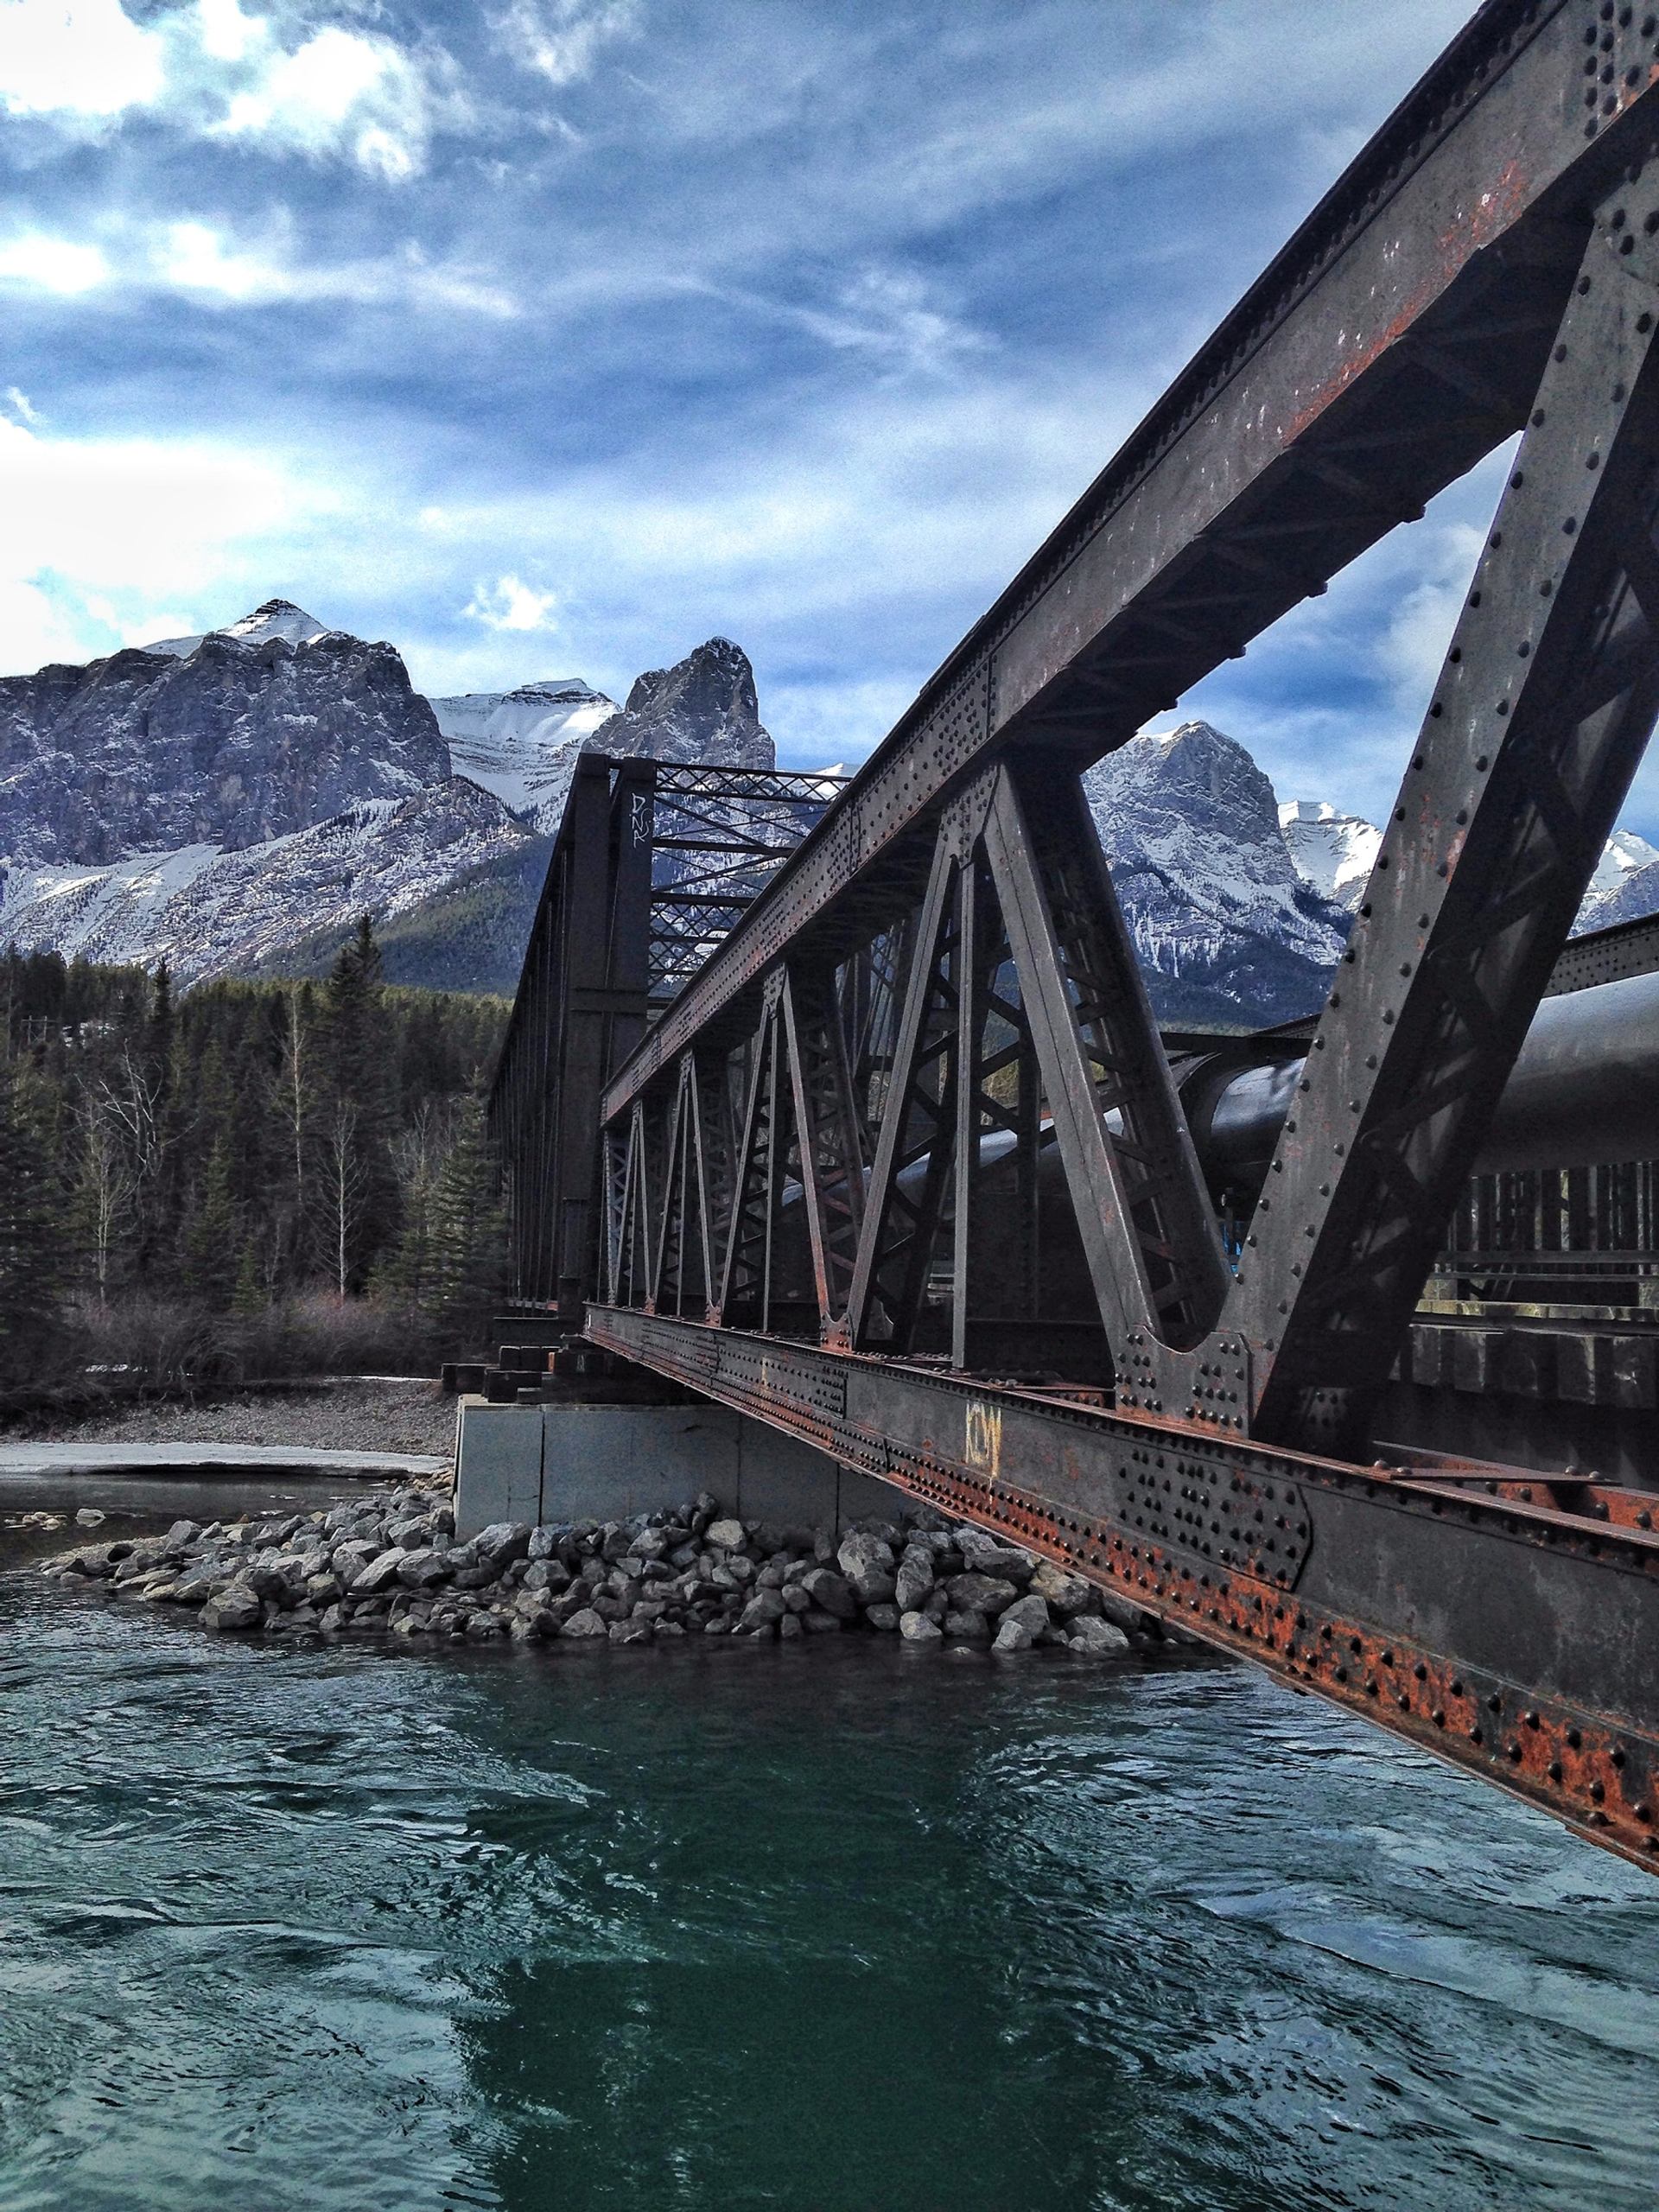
321;1098;365;1299
74;1090;134;1302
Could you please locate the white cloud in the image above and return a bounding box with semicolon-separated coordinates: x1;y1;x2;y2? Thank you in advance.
492;0;639;86
0;233;111;294
4;386;37;423
216;22;439;181
0;0;164;118
782;265;986;377
0;213;517;317
464;575;560;632
1376;520;1486;711
0;0;456;176
195;0;260;65
0;411;331;674
152;219;518;315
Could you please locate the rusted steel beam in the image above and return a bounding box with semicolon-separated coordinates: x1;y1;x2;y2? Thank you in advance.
606;0;1659;1125
1211;189;1659;1455
587;1301;1659;1875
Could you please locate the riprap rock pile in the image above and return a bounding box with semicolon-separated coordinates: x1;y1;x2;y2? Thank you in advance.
41;1487;1143;1656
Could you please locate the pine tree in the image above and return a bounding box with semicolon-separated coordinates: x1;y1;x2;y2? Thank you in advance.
231;1236;264;1319
181;1135;239;1305
0;1060;73;1379
321;918;397;1283
424;1093;505;1331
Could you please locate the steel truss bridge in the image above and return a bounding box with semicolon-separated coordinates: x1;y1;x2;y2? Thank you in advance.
491;0;1659;1874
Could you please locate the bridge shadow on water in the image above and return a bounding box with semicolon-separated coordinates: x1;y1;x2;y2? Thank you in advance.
1;1580;1656;2212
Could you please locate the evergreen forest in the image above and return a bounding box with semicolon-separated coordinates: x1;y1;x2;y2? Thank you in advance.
0;921;510;1395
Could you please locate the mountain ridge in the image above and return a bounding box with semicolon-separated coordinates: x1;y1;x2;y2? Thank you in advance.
4;604;1656;1011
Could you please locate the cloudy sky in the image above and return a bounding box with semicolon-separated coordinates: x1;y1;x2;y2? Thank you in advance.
2;0;1576;830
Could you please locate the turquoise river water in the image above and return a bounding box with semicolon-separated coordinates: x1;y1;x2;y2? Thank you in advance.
3;1507;1658;2212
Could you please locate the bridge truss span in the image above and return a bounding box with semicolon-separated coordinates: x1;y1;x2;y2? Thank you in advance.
493;0;1659;1870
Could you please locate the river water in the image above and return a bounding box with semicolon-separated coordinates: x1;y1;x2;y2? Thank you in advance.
3;1515;1657;2212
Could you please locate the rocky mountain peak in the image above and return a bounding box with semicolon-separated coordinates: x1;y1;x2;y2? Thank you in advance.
1084;719;1351;1027
144;600;335;660
601;637;773;769
1277;797;1382;911
0;617;449;867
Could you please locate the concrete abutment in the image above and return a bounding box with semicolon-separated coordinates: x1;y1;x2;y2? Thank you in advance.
454;1396;892;1540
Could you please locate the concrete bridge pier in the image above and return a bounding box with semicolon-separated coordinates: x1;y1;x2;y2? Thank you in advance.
454;1397;891;1541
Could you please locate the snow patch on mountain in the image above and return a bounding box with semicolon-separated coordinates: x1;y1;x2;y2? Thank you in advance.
1280;790;1659;936
429;677;617;829
1084;721;1351;1027
0;781;530;985
1277;798;1382;911
1581;827;1659;912
143;599;337;658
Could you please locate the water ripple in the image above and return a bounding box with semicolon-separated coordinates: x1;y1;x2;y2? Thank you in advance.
2;1577;1656;2210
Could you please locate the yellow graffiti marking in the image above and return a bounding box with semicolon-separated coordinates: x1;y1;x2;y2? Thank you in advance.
964;1399;1002;1482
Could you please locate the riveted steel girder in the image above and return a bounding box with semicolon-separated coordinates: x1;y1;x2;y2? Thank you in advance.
605;0;1659;1127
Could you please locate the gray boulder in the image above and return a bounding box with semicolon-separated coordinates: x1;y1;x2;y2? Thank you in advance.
1028;1560;1095;1618
561;1607;608;1639
349;1549;409;1594
899;1611;944;1644
202;1584;261;1632
396;1548;452;1589
945;1572;1019;1618
1000;1593;1051;1638
838;1529;894;1580
992;1613;1035;1652
61;1544;120;1579
957;1530;1034;1583
1068;1616;1132;1656
705;1517;747;1550
894;1554;934;1613
472;1522;533;1574
737;1589;786;1632
800;1567;859;1618
942;1608;991;1643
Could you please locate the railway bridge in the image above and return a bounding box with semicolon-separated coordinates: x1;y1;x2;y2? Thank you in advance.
486;0;1659;1873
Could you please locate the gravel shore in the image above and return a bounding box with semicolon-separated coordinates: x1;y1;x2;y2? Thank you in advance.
25;1380;455;1459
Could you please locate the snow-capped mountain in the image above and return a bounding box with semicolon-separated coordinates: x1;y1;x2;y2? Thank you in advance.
1579;828;1659;923
1278;790;1659;938
1277;798;1382;911
0;600;447;866
143;600;337;659
0;615;785;990
1084;721;1351;1027
430;677;618;830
